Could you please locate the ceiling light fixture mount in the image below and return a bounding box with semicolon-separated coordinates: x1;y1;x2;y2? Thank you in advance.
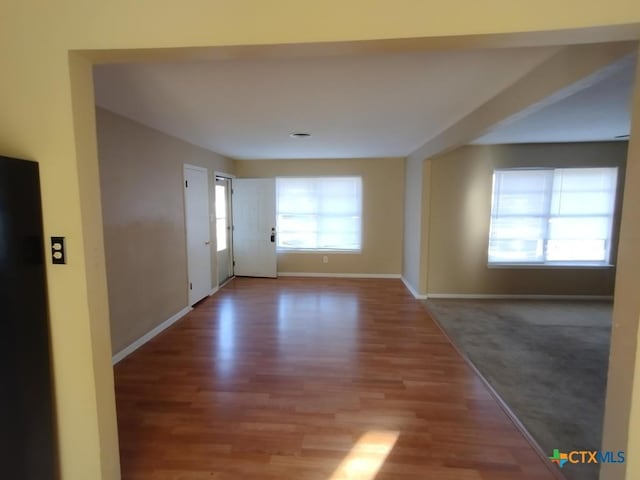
289;132;311;139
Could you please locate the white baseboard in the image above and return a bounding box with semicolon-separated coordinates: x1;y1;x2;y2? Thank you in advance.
401;276;428;300
209;286;218;296
277;272;401;279
426;293;613;301
112;306;192;365
218;276;235;288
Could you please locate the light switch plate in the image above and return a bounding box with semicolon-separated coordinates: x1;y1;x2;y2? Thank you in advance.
51;237;66;264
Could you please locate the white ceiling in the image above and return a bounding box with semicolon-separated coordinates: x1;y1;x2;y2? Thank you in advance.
94;47;559;160
473;59;636;145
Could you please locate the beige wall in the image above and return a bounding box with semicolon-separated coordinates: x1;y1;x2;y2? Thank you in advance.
96;108;235;354
424;142;628;295
602;55;640;480
1;2;640;478
236;157;404;275
402;155;424;291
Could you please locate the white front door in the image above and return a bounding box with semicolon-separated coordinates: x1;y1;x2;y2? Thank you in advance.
184;165;212;305
232;178;277;278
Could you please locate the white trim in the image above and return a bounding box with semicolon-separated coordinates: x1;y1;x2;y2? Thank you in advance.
401;276;428;300
214;173;235;283
278;248;362;254
488;263;614;269
112;306;192;365
214;170;236;179
218;276;235;288
277;272;400;279
184;163;208;173
426;293;613;301
209;286;218;296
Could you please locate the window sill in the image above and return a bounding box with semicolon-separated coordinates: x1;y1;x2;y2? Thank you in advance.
277;249;361;254
488;263;615;269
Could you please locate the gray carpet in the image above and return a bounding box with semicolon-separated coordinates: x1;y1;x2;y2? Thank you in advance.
425;299;612;480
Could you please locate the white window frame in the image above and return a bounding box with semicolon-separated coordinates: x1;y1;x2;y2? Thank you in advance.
488;167;618;268
276;176;363;253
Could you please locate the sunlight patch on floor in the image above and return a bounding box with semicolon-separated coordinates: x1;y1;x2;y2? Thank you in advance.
328;430;399;480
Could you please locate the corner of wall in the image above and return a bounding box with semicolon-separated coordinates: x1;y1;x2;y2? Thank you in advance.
401;154;423;293
418;158;433;295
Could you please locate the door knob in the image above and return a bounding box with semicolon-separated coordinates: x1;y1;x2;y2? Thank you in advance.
205;241;211;245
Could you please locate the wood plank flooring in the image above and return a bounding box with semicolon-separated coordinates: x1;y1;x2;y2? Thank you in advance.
114;277;562;480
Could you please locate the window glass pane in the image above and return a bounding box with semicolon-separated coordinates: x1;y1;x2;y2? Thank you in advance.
216;218;226;251
215;184;228;252
546;239;606;262
489;239;543;263
492;169;552;215
548;216;610;240
493;193;549;216
550;192;615;215
489;216;547;241
278;231;316;249
278;179;317;214
215;185;226;219
278;214;317;234
550;168;617;216
276;177;362;250
553;168;618;191
317;216;361;250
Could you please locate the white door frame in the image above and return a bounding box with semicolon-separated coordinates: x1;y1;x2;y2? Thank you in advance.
214;171;235;287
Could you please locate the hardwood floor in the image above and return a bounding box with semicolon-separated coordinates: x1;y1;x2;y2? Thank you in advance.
114;277;562;480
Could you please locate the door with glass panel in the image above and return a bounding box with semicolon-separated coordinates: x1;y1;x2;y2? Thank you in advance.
215;176;234;285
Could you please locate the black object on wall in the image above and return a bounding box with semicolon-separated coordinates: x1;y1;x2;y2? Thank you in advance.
0;155;57;479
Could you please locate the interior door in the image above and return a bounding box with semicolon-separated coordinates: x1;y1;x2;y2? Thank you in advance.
232;178;277;278
215;176;233;284
184;165;212;305
0;155;56;480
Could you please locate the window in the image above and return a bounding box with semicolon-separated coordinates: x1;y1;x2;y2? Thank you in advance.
488;167;618;266
215;184;227;252
276;177;362;251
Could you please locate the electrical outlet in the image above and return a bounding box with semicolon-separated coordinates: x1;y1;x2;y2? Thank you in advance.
323;255;329;264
